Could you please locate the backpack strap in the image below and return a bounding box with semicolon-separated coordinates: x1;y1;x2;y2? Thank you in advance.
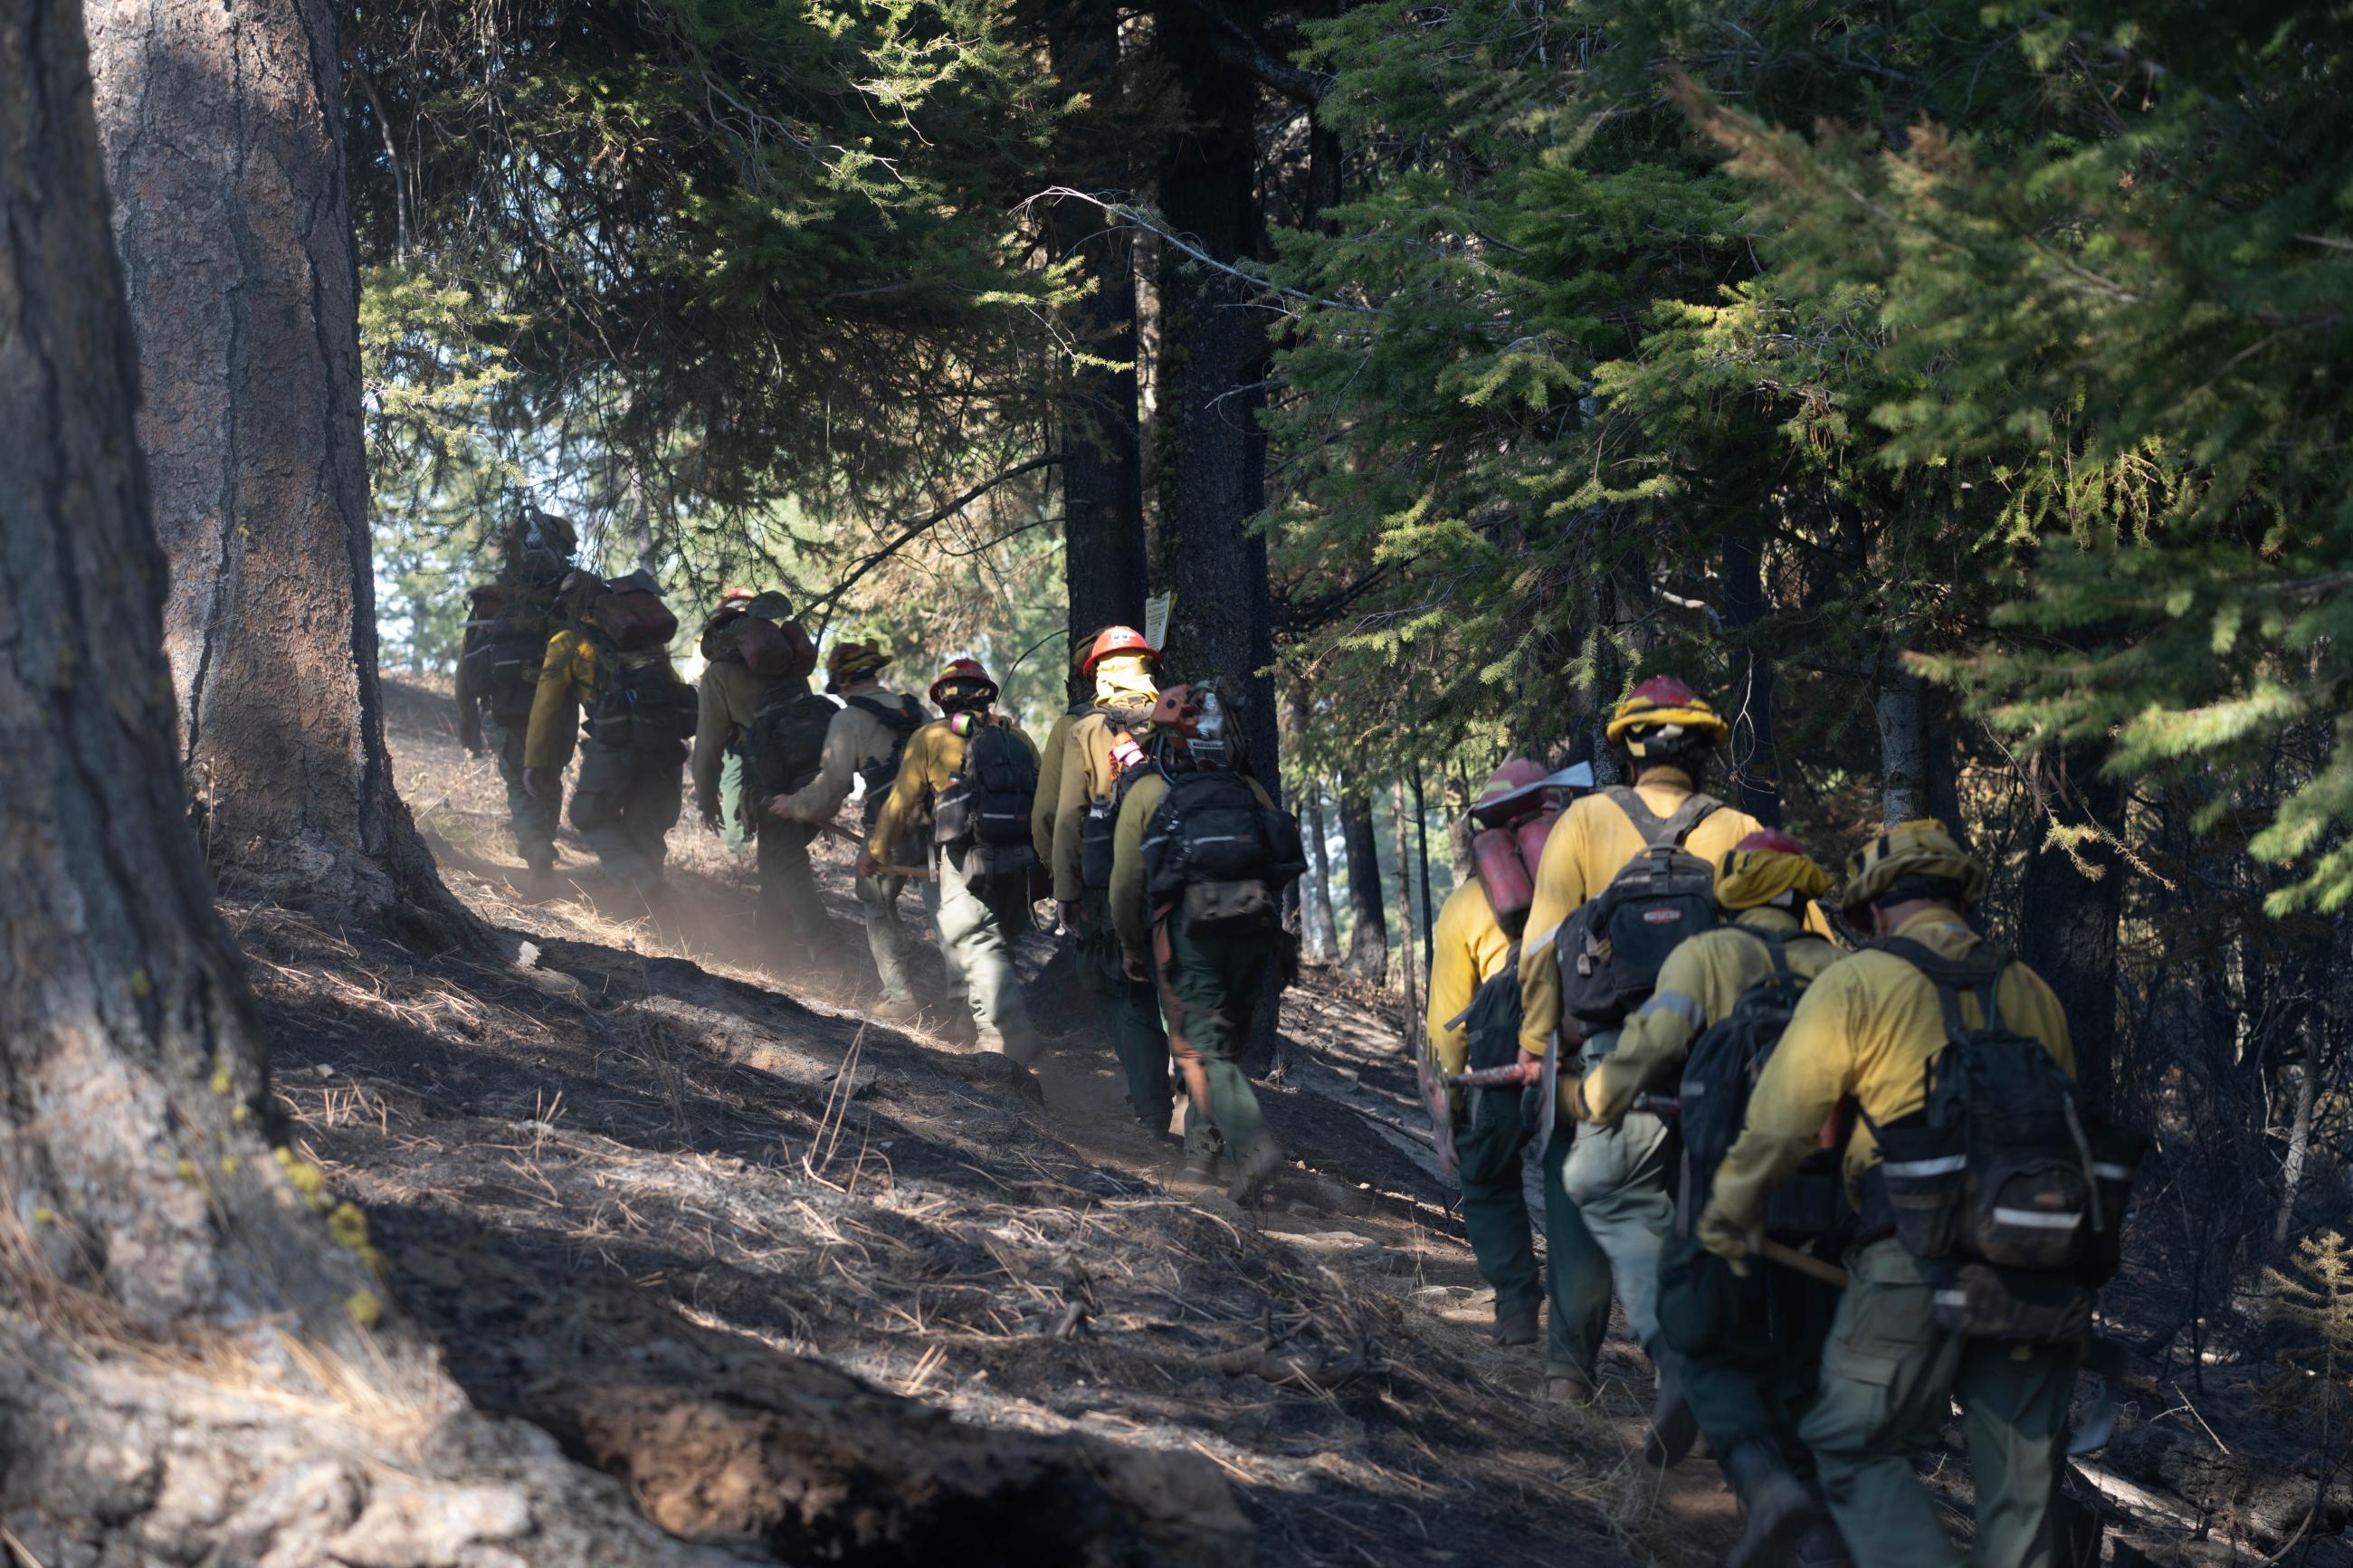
1603;784;1722;847
1872;936;2008;1048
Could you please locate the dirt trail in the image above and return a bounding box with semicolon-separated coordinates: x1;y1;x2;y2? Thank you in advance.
226;678;1729;1566
272;679;2334;1568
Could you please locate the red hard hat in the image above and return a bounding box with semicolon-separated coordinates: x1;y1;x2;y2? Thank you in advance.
1628;675;1699;708
1733;828;1807;856
1083;624;1159;677
930;657;996;705
1476;758;1549;809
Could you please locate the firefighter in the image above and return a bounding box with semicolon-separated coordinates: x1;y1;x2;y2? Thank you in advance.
1515;677;1766;1417
1050;625;1169;1130
1577;829;1849;1566
523;569;692;896
1700;821;2077;1568
767;641;930;1018
700;586;758;852
455;507;576;884
1424;760;1555;1348
1033;627;1110;869
863;659;1043;1059
1109;683;1300;1201
690;591;848;976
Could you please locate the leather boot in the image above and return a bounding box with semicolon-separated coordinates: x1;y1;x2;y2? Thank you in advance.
1793;1522;1853;1566
1492;1303;1540;1346
1643;1357;1700;1468
1722;1441;1825;1568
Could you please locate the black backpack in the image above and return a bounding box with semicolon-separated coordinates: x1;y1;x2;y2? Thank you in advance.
1677;929;1846;1243
1860;939;2146;1339
1142;767;1307;939
1556;787;1722;1029
748;689;839;799
1457;948;1525;1073
932;717;1041;890
586;650;698;760
843;695;927;829
462;575;562;727
1079;711;1157;889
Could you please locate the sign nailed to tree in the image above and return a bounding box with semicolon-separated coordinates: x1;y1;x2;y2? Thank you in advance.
1144;593;1173;655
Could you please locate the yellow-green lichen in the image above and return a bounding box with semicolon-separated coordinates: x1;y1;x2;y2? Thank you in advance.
128;969;152;999
218;1156;240;1176
31;1206;54;1226
346;1291;384;1330
176;1157;199;1183
327;1202;369;1252
273;1147;330;1211
209;1066;233;1096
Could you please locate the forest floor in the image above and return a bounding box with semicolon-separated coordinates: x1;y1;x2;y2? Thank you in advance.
216;675;2351;1567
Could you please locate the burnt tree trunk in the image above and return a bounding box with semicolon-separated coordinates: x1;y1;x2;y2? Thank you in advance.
1151;9;1278;788
1870;633;1928;826
1338;776;1388;984
1050;9;1148;664
87;0;458;933
1300;779;1340;963
2016;747;2126;1114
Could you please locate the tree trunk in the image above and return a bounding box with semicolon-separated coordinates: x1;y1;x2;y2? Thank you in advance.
87;0;458;935
1339;777;1388;984
1720;530;1781;827
1049;8;1148;677
1871;635;1928;826
1391;777;1419;1011
2272;1021;2319;1249
1150;10;1279;792
1301;779;1340;963
2015;746;2126;1113
1447;767;1475;884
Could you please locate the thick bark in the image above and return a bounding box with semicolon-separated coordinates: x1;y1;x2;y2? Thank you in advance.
1338;777;1388;984
1391;777;1419;1009
1150;10;1279;791
1051;9;1148;679
1720;530;1782;827
88;0;456;932
1446;767;1475;884
2272;1022;2319;1248
2016;746;2126;1113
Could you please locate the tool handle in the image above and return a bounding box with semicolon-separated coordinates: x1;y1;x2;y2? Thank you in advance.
1755;1237;1849;1289
1633;1092;1681;1120
1443;1061;1541;1088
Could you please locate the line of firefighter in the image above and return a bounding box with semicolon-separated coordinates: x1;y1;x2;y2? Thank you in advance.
462;556;1304;1198
1426;677;2135;1568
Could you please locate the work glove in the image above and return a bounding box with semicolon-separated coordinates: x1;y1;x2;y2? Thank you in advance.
1120;952;1149;984
1580;1060;1632;1128
1057;899;1081;934
854;850;884;880
523;765;558;801
1696;1200;1758;1278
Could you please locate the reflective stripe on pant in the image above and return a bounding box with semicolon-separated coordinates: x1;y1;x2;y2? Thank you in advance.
1558;1029;1675;1354
1453;1087;1541;1319
1799;1238;2075;1568
923;846;1034;1048
1539;1126;1616;1383
1077;888;1170;1127
1151;912;1271;1162
855;870;923;1004
1657;1232;1837;1479
486;716;559;869
568;744;681;889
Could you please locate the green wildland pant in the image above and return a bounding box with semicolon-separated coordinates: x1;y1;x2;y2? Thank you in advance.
1078;888;1170;1129
1539;1126;1618;1383
854;869;923;1005
1151;913;1272;1163
925;846;1037;1050
1558;1031;1676;1354
1800;1238;2076;1568
755;813;848;971
719;748;754;852
569;743;681;890
1656;1231;1839;1478
486;716;559;870
1453;1086;1542;1322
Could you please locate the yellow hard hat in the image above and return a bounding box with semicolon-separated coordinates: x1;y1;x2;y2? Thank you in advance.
826;640;892;684
1605;676;1730;752
1840;818;1988;917
1715;829;1834;911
